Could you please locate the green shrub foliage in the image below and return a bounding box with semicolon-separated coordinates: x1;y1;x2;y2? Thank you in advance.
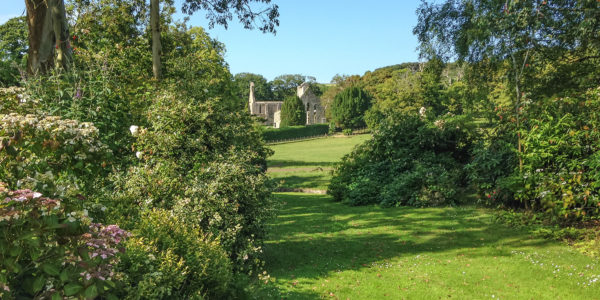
0;184;129;299
280;95;306;126
110;87;274;273
329;113;474;207
468;87;600;220
262;124;329;141
117;209;232;300
0;114;111;206
332;86;372;129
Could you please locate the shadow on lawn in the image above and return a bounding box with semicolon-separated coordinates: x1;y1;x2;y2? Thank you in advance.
268;159;337;168
261;193;552;299
271;175;330;190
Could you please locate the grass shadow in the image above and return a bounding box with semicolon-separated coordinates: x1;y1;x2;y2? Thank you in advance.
262;193;555;297
268;160;338;168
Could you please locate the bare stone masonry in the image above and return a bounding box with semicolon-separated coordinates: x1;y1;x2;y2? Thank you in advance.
248;82;327;128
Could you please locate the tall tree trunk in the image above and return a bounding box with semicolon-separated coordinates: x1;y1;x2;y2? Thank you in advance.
51;0;71;70
151;0;162;80
25;0;71;74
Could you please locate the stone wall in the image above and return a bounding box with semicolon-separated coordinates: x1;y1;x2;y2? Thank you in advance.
249;81;326;127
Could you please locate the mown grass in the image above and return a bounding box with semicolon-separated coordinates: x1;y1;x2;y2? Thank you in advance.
258;135;600;299
258;193;600;299
267;135;371;190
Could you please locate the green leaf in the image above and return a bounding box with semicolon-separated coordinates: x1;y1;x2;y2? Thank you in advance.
105;293;119;300
9;246;21;257
103;280;116;288
59;269;69;282
42;263;60;276
84;284;98;299
33;275;45;293
51;292;62;300
64;283;83;296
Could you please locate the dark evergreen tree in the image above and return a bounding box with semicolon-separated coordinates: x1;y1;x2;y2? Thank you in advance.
280;95;305;126
332;86;372;129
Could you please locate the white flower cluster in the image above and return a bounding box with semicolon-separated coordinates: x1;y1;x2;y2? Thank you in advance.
0;113;111;156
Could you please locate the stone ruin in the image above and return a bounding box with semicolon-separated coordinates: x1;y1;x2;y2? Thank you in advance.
248;82;326;128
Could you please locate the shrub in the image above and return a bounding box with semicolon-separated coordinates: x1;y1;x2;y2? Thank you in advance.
172;156;274;270
0;184;129;300
468;87;600;220
117;209;232;300
329;112;474;207
280;95;306;126
517;88;600;220
23;64;141;165
331;86;372;129
262;124;328;141
0;114;111;205
465;124;519;207
109;87;274;273
0;87;35;114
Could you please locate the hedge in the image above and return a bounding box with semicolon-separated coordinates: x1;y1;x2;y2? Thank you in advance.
262;124;329;142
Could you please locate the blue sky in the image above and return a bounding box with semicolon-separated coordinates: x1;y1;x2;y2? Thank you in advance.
1;1;423;83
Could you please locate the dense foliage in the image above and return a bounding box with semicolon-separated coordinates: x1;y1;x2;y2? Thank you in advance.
329;113;474;207
0;16;27;86
0;2;276;298
233;72;274;101
467;87;600;220
280;95;306;127
262;124;329;142
329;0;600;244
331;86;372;129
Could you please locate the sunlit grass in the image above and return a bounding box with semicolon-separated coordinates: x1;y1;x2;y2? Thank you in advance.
257;193;600;299
267;135;371;190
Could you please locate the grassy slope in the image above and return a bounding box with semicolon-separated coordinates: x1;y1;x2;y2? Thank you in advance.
260;136;600;299
267;135;371;190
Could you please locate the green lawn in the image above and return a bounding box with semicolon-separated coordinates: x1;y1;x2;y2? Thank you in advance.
259;136;600;299
267;135;371;190
259;194;600;299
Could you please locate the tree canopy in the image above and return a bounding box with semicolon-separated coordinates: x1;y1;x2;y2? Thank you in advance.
233;72;274;101
332;86;372;129
280;95;306;127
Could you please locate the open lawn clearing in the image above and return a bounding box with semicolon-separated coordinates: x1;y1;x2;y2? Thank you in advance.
258;193;600;299
267;134;371;190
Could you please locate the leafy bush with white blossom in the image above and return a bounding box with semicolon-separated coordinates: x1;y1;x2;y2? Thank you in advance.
110;87;274;274
0;183;129;299
0;87;35;115
0;113;111;205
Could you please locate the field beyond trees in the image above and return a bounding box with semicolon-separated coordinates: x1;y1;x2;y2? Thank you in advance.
267;135;371;191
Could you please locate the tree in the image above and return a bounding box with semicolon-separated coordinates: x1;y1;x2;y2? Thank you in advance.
0;16;28;86
270;74;317;99
150;0;280;80
25;0;71;74
332;86;372;129
280;95;305;127
151;0;161;80
320;74;361;119
181;0;280;33
414;0;600;171
233;72;274;101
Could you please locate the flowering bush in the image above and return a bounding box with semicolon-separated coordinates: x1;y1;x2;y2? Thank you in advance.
23;53;146;162
172;155;274;271
0;113;111;204
107;87;274;273
0;87;35;115
0;184;129;299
